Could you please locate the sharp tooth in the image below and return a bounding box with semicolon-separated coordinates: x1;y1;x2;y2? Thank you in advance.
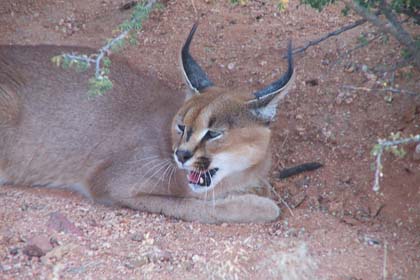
199;177;204;184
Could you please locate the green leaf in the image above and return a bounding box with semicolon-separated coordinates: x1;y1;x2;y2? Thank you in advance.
300;0;335;11
88;76;113;96
341;6;349;16
129;35;139;46
103;57;112;68
51;55;62;67
371;144;382;156
357;33;369;46
154;2;165;10
61;56;71;69
401;48;411;59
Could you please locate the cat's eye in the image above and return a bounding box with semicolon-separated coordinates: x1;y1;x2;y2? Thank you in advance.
176;124;185;133
205;130;222;140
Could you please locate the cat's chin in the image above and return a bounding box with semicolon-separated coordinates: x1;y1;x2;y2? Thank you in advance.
188;183;215;193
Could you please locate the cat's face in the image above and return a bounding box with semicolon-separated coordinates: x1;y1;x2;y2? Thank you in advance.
172;22;294;193
171;88;272;193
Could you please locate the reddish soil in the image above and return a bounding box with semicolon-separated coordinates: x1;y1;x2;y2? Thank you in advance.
0;0;419;279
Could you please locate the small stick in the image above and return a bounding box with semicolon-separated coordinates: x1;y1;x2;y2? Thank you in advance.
342;85;419;96
287;12;410;59
372;135;420;192
260;178;294;217
279;131;289;152
190;0;198;18
284;18;369;58
62;0;157;79
383;241;388;280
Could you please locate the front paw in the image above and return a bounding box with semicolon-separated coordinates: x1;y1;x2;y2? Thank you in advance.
213;194;280;223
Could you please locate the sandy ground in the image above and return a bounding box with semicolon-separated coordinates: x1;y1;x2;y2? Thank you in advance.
0;0;419;279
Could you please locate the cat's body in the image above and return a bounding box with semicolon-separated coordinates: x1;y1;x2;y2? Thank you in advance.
0;24;294;223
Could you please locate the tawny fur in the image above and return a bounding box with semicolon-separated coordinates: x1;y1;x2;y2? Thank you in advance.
0;44;292;223
0;53;24;126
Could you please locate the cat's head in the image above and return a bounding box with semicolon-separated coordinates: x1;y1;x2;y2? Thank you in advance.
171;23;295;193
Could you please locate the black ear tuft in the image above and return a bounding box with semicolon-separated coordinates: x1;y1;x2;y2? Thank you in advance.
246;41;295;122
181;22;214;94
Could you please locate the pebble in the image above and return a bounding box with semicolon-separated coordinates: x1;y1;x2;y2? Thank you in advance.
344;63;356;73
47;211;83;236
124;262;135;269
336;91;354;105
23;244;45;258
227;62;235;70
152;249;172;262
295;114;303;120
28;235;53;253
1;264;11;272
125;255;150;268
361;64;368;72
364;72;377;81
41;243;77;264
9;247;19;256
130;233;144;242
192;255;204;263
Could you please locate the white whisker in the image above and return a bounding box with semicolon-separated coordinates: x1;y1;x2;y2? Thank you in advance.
258;176;294;217
144;161;172;194
133;158;169;176
167;166;176;193
130;159;170;189
161;162;173;182
157;162;176;193
209;171;215;209
126;155;160;164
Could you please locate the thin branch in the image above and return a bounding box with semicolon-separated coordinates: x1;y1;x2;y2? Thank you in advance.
291;13;410;60
372;135;420;192
62;0;157;79
373;145;384;192
342;85;419;96
378;135;420;147
260;177;294;217
286;18;368;58
380;0;413;47
343;0;420;69
331;31;381;68
383;241;388;280
399;8;420;23
190;0;198;18
373;56;412;73
345;32;380;53
61;53;96;65
95;29;132;77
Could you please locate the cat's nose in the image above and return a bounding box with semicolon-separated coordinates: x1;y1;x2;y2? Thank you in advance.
175;149;193;164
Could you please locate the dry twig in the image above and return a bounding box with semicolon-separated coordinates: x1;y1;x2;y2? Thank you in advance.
260;177;294;217
61;0;157;79
343;0;420;69
372;135;420;192
342;85;419;96
383;241;388;280
286;18;368;58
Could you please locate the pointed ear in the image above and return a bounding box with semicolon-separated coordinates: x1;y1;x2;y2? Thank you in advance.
180;22;214;100
245;41;295;122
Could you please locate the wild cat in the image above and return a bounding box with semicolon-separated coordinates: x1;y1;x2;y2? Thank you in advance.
0;23;300;223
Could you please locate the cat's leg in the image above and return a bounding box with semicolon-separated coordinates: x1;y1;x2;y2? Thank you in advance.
0;161;12;186
86;159;280;223
116;193;280;224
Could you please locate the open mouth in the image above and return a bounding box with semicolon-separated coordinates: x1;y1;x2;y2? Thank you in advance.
187;168;219;187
